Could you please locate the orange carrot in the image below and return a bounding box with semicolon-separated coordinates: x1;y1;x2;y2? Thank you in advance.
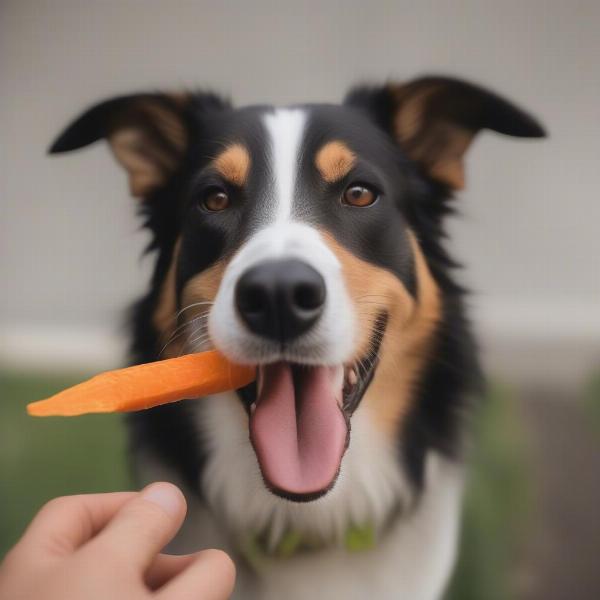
27;350;256;417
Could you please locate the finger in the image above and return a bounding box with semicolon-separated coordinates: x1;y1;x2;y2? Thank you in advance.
16;491;137;558
89;482;187;570
155;549;236;600
145;553;198;590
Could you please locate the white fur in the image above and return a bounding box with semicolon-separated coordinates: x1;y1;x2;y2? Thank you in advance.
263;109;306;223
250;452;464;600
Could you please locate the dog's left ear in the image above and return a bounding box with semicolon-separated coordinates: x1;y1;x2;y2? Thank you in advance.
49;93;195;198
345;76;546;189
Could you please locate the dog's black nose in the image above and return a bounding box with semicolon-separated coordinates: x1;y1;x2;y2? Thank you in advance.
235;259;326;342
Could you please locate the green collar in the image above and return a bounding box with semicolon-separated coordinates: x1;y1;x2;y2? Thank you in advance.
239;523;376;570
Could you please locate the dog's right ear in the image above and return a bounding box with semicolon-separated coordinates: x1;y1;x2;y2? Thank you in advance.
49;92;226;199
345;76;546;190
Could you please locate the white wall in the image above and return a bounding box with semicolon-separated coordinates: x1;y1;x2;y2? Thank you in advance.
1;1;599;380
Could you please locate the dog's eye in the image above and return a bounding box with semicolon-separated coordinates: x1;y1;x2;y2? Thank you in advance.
201;188;230;212
342;184;378;207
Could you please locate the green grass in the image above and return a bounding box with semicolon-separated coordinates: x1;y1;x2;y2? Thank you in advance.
446;384;530;600
584;371;600;433
1;369;532;597
0;371;132;555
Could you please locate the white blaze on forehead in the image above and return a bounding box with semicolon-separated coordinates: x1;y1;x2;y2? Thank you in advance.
263;109;306;222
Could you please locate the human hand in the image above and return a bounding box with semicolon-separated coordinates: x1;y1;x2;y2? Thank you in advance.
0;482;235;600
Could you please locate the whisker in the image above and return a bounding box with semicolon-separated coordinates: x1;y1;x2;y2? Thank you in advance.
183;319;213;350
354;294;390;302
185;331;212;349
175;301;214;321
160;311;210;342
155;302;215;340
355;301;389;309
158;312;211;354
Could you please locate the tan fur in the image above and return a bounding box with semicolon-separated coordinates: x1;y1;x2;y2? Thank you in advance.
152;239;182;358
315;141;356;183
137;98;188;156
177;259;231;352
425;125;472;190
321;232;441;437
214;144;251;187
389;83;473;190
107;95;189;197
154;243;232;359
393;84;440;144
181;260;228;308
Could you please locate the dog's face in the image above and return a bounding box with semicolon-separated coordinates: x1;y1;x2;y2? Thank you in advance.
51;77;544;501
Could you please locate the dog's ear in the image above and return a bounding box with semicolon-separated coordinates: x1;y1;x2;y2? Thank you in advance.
50;93;218;198
345;76;546;189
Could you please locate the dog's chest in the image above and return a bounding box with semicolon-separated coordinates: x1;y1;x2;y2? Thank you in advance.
139;393;465;600
170;444;463;600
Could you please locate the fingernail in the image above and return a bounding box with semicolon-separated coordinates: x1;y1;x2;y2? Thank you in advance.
141;482;183;516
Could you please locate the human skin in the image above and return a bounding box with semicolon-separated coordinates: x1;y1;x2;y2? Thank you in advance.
0;482;235;600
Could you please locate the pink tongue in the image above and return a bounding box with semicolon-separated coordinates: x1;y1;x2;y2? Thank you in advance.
250;363;348;497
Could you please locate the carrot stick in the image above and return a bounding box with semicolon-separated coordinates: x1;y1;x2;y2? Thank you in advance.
27;350;256;417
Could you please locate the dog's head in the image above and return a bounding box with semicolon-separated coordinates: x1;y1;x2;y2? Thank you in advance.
51;77;544;501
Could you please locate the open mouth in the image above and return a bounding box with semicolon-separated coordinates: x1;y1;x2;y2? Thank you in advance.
238;313;388;502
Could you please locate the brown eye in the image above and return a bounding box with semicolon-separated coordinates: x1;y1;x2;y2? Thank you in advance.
342;184;377;207
202;189;230;212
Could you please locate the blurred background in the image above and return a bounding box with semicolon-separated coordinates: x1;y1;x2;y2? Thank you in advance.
1;1;599;598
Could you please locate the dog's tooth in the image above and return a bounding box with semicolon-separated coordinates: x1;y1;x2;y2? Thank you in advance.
348;368;358;386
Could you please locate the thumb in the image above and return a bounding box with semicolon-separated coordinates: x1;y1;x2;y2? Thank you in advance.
88;482;187;571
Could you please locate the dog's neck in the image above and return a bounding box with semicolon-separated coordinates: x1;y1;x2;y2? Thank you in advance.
233;490;408;572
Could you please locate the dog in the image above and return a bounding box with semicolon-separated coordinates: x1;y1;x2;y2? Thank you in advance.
50;75;544;599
